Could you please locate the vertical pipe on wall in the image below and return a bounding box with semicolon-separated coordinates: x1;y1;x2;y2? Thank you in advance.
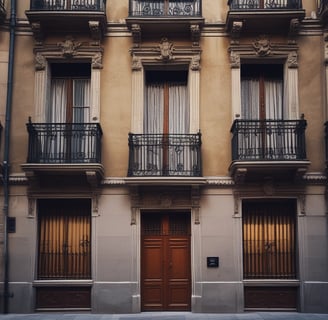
3;0;16;314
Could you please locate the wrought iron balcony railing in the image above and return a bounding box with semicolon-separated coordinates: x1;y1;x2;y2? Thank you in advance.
231;119;307;161
129;0;201;17
128;133;202;177
26;121;102;164
325;122;328;166
0;0;5;21
318;0;328;24
30;0;106;11
228;0;302;10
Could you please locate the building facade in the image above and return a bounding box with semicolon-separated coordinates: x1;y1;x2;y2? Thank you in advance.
0;0;327;314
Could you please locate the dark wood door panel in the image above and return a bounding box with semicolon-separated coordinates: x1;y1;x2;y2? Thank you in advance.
244;286;298;309
36;287;91;309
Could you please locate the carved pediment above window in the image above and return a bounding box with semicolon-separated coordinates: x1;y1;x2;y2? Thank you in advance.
130;37;201;71
229;38;299;68
57;36;82;58
33;38;104;70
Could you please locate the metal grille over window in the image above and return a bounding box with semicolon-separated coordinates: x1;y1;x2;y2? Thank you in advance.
38;199;91;280
242;200;296;279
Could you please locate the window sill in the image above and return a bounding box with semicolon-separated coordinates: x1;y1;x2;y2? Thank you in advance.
243;279;300;287
33;279;93;287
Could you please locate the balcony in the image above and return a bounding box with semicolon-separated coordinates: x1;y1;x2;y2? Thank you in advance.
128;133;202;180
318;0;328;27
229;119;310;183
21;121;104;188
0;0;5;23
126;0;204;43
226;0;305;37
325;122;328;171
25;0;107;41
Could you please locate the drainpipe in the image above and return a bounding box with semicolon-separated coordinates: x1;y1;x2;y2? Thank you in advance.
3;0;16;314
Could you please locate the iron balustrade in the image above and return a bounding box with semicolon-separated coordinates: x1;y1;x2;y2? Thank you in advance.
30;0;106;11
128;133;202;177
318;0;328;16
325;122;328;165
129;0;201;16
231;119;307;161
228;0;302;10
0;0;5;16
26;121;102;164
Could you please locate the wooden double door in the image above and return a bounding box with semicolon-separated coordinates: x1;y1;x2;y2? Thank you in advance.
141;212;191;311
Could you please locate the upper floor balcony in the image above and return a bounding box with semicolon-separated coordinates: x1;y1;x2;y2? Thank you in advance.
21;120;104;188
127;133;202;179
226;0;305;38
126;0;204;44
318;0;328;27
0;0;5;23
25;0;107;41
325;122;328;171
229;119;310;183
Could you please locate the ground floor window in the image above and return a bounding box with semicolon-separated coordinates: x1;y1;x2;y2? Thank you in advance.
37;199;91;280
242;199;297;279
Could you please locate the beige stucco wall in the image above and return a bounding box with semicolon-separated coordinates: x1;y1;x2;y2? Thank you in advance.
1;0;328;314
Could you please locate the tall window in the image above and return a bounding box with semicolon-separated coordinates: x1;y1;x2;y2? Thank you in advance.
43;63;91;163
143;70;192;175
48;63;91;124
241;64;284;120
37;199;91;280
144;70;189;134
242;200;297;279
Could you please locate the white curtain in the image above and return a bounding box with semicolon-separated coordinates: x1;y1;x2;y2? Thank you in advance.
73;79;91;123
168;84;190;174
241;79;259;120
47;79;67;123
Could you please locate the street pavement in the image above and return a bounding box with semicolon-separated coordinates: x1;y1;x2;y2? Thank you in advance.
0;313;327;320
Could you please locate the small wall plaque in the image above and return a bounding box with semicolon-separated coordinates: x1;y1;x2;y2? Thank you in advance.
207;256;219;268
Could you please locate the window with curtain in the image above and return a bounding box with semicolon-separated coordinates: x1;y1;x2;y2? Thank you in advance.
44;63;91;163
37;199;91;280
242;200;297;279
142;70;191;175
240;64;288;160
241;64;283;120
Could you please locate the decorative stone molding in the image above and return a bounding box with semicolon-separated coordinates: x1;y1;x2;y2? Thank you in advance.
35;52;46;71
190;24;201;46
287;51;298;68
88;20;102;41
253;35;272;57
130;38;201;70
131;24;141;46
158;38;174;62
34;38;104;70
289;18;301;42
229;39;299;66
57;36;82;58
230;51;240;69
131;54;142;71
31;22;44;44
230;21;243;44
191;186;200;224
299;193;306;216
92;192;100;216
28;197;36;218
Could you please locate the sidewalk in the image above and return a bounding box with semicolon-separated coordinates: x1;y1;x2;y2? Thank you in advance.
0;313;327;320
